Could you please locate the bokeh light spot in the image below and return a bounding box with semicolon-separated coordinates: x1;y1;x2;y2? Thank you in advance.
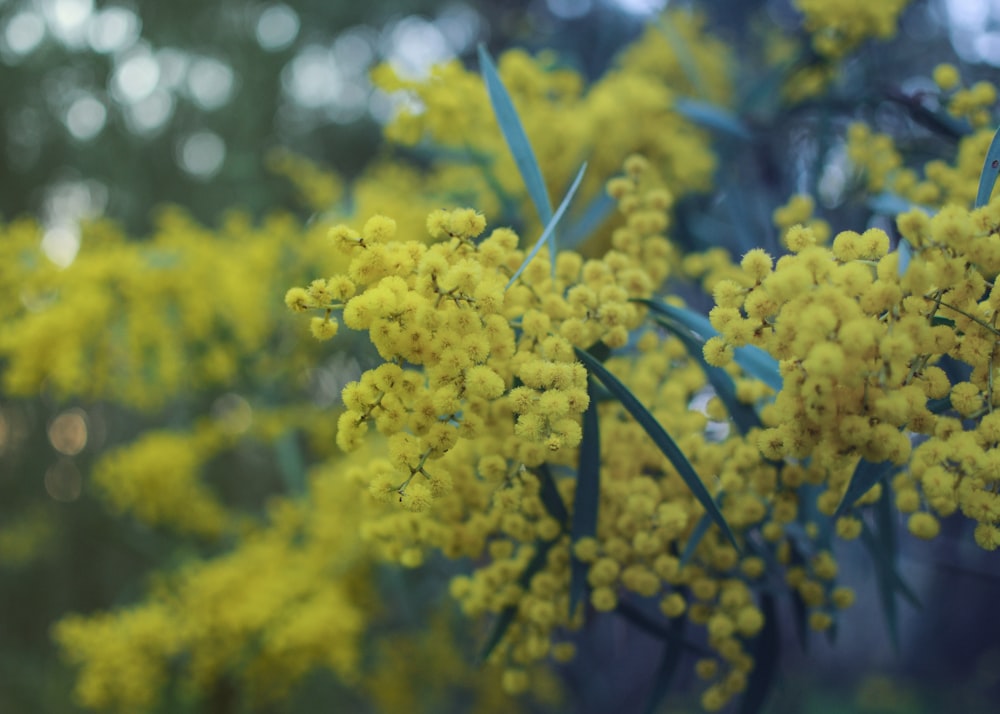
606;0;668;15
48;409;88;456
547;0;593;19
65;94;107;141
212;393;253;435
126;89;174;134
187;57;236;110
44;460;83;503
384;16;453;79
112;49;160;103
87;5;140;55
256;4;299;52
4;11;46;57
177;131;226;178
41;225;81;267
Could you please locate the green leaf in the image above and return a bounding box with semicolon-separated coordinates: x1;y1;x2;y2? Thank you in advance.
868;192;933;217
787;546;811;654
536;463;568;525
653;315;762;436
562;188;616;250
636;299;783;393
616;598;710;656
574;346;740;551
274;430;306;495
655;14;706;99
477;44;553;226
834;457;894;518
680;512;712;566
886;91;972;140
641;621;688;714
860;523;900;654
897;238;913;277
674;98;751;140
858;492;922;654
569;377;601;617
478;542;552;662
975;125;1000;208
866;492;922;609
506;162;587;289
738;593;779;714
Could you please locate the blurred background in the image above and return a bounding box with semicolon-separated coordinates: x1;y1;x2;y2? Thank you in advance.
3;0;1000;712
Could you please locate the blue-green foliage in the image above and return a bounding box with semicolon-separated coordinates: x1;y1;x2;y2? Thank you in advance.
975;125;1000;208
574;346;739;550
568;378;602;617
478;44;554;226
506;163;588;289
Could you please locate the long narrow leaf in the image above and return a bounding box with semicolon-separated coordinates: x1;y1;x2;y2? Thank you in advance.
636;299;783;393
616;598;710;656
656;14;706;99
680;512;712;566
641;617;689;714
506;162;587;289
834;457;893;518
738;593;779;714
562;188;616;250
674;98;751;140
536;463;568;526
479;542;552;662
569;377;601;617
478;44;553;226
574;346;739;550
897;238;913;277
654;315;762;435
860;524;901;654
871;492;921;608
976;126;1000;208
274;430;306;495
868;192;933;217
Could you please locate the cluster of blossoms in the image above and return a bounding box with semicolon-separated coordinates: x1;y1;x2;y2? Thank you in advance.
371;12;728;235
705;197;1000;549
286;157;864;710
285;168;661;507
846;77;1000;210
35;6;1000;713
793;0;913;59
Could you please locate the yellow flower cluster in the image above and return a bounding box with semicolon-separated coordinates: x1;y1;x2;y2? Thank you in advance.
55;442;381;712
287;192;662;507
93;428;232;538
284;156;865;710
265;148;344;212
846;72;998;209
54;604;182;713
706;196;1000;548
794;0;913;59
372;13;730;233
0;208;334;410
0;506;55;567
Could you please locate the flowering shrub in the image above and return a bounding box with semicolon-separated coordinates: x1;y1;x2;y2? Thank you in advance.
1;3;997;713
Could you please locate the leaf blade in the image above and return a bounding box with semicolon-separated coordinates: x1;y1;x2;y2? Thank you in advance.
738;593;780;714
654;315;762;436
562;187;616;250
569;377;601;617
976;125;1000;208
478;542;552;662
674;98;751;140
478;44;553;226
574;346;739;551
636;299;783;393
506;162;587;289
834;457;893;518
